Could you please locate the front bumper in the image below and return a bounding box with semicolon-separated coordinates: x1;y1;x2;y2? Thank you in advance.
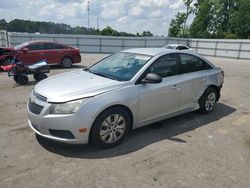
27;94;92;144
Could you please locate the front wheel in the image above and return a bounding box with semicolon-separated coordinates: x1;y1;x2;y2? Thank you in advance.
3;57;13;66
198;87;218;114
34;73;47;82
90;107;131;148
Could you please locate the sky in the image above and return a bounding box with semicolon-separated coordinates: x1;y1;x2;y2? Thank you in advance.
0;0;189;36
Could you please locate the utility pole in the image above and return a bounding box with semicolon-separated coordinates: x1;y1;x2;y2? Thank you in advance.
96;16;99;33
87;0;90;29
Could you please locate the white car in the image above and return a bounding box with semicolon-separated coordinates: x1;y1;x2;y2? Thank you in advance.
165;44;194;52
27;48;224;148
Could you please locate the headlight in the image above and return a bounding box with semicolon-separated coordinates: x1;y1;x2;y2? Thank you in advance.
49;98;89;114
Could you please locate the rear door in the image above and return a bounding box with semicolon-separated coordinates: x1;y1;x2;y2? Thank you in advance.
177;53;212;110
45;43;68;64
19;43;46;64
137;53;181;125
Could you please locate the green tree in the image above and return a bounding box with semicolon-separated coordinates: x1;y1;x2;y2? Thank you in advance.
183;0;194;36
190;0;222;38
101;26;114;35
168;12;186;37
230;0;250;38
0;19;7;30
141;31;153;37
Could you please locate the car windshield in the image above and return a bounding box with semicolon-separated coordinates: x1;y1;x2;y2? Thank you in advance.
14;42;28;50
89;52;152;81
166;45;176;49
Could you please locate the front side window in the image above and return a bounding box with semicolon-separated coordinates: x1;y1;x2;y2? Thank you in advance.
89;52;152;81
179;54;211;74
148;54;177;78
27;43;46;51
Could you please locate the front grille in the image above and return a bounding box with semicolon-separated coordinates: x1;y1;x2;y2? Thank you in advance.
34;91;47;102
28;99;44;114
49;129;75;139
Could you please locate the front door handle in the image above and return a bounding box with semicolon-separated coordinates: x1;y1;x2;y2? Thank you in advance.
171;85;180;90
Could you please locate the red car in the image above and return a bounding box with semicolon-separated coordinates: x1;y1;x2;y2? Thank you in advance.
0;41;81;68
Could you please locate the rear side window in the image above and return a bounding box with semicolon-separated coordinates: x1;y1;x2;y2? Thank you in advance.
46;43;66;49
177;46;189;50
148;54;177;78
179;54;211;74
27;43;46;50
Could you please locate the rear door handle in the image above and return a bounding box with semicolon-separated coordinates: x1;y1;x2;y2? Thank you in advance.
200;78;206;82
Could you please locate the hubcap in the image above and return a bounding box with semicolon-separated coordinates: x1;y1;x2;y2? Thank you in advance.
4;58;12;65
205;92;216;111
100;114;126;144
62;58;72;68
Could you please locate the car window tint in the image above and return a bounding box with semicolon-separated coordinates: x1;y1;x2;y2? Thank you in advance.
177;46;188;50
46;43;66;49
27;43;46;50
148;54;177;78
179;54;211;73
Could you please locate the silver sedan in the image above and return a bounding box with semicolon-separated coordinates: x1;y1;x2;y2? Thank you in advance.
27;48;224;148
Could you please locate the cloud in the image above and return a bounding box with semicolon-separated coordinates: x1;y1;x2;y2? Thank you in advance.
0;0;187;36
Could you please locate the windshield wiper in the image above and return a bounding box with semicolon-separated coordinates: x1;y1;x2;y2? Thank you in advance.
92;72;117;80
83;67;93;73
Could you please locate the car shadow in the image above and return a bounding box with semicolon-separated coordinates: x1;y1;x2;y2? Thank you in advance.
36;102;236;159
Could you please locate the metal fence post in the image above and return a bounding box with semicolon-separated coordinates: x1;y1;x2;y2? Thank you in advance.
214;41;218;57
99;37;102;53
122;38;125;50
195;40;198;53
237;42;243;59
144;39;147;47
76;37;79;48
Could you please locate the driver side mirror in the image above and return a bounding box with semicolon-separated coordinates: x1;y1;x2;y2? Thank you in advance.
22;48;29;53
141;73;162;84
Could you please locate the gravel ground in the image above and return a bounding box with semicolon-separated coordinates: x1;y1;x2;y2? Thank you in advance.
0;54;250;188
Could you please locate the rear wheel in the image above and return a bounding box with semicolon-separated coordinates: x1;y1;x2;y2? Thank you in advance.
13;75;18;83
90;107;130;148
17;75;29;85
198;87;217;114
61;57;73;68
34;73;47;82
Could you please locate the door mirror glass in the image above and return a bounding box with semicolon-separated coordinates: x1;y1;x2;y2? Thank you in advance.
141;73;162;84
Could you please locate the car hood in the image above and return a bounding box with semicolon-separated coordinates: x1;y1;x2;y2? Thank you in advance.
0;47;15;55
34;71;125;103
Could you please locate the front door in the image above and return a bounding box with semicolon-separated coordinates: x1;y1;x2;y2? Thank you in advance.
19;43;46;64
137;53;181;125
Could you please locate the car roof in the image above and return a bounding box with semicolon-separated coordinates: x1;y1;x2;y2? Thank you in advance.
166;44;187;47
122;48;174;56
26;40;60;44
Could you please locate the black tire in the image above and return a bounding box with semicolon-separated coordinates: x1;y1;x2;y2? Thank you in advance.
34;73;48;82
90;107;131;148
13;75;18;83
198;87;218;114
3;57;13;66
61;57;73;68
17;75;29;85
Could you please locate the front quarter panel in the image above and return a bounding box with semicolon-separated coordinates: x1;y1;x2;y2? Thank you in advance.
76;84;140;130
